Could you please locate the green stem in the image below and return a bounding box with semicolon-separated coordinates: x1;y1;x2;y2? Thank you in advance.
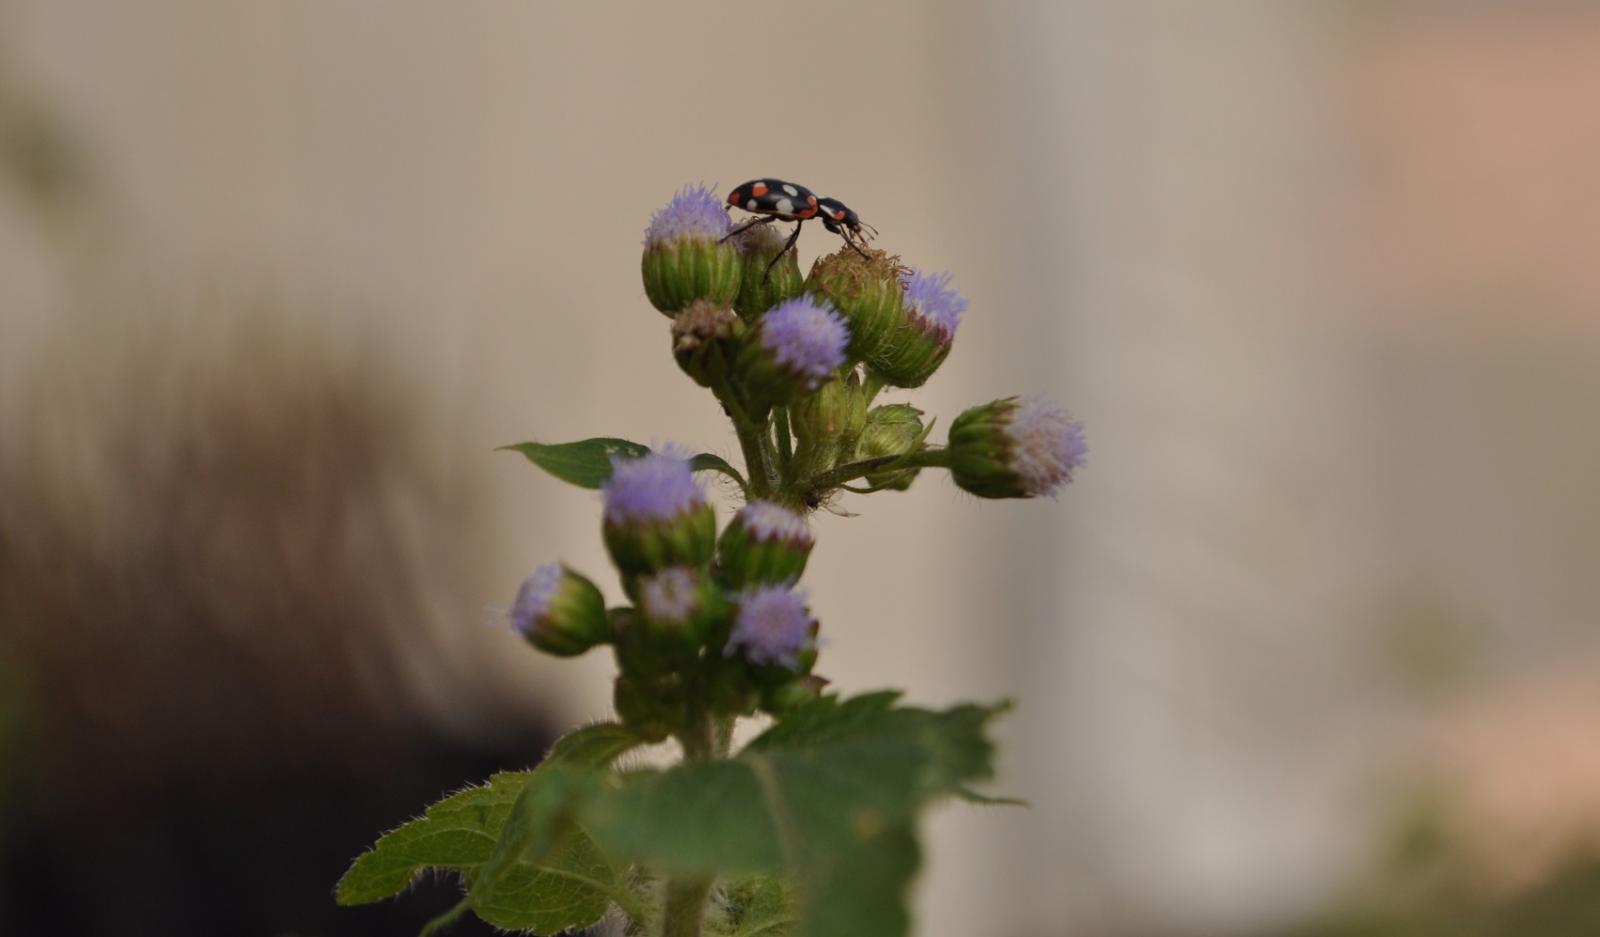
719;389;780;499
661;876;714;937
804;447;949;493
661;712;716;937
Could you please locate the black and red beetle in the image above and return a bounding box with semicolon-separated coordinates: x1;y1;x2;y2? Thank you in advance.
721;178;877;279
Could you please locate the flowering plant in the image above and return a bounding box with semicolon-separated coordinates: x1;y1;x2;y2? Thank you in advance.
337;184;1086;937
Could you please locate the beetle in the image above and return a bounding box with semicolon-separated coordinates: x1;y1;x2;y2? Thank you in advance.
721;178;876;280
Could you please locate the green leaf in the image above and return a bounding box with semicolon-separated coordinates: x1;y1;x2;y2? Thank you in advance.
500;438;651;489
689;452;749;493
336;722;645;933
501;438;748;493
580;693;1008;937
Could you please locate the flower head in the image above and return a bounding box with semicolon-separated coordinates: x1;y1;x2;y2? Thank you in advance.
726;585;817;670
759;297;849;388
639;566;701;624
510;563;564;637
509;563;610;656
602;447;707;525
736;500;811;545
1005;396;1088;496
643;184;731;248
898;268;966;340
948;396;1087;499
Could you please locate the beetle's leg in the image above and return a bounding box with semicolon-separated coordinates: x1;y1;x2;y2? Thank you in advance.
762;220;806;285
720;214;780;243
841;228;871;260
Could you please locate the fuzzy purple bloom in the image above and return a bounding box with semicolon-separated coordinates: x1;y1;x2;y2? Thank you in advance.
1005;397;1087;497
510;563;564;636
644;184;731;248
737;500;811;545
725;585;816;669
759;297;849;386
603;447;706;524
639;566;700;623
898;268;966;340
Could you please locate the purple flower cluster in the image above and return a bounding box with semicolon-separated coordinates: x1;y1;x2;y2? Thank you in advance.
736;500;811;545
510;563;564;636
643;184;731;248
1005;397;1087;497
639;566;699;623
760;297;849;387
898;268;966;340
603;447;706;524
725;585;815;669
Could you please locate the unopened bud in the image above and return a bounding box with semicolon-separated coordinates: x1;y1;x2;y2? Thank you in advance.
671;300;741;388
948;396;1087;498
717;500;814;587
732;222;805;319
509;563;609;657
856;403;925;491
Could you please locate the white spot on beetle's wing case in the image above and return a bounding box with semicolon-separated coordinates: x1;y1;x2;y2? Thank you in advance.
783;184;799;197
774;197;795;214
747;199;759;211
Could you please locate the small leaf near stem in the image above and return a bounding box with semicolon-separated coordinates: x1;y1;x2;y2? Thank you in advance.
802;447;949;496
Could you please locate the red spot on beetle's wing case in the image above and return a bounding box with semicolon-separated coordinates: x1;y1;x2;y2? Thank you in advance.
807;194;818;206
727;189;742;205
752;182;769;197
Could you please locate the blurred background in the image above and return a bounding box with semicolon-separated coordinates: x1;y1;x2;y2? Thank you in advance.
3;2;1598;935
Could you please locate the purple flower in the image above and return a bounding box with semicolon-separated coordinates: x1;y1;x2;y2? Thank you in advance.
603;447;706;525
898;268;966;340
639;567;700;623
736;500;811;545
643;184;731;248
510;563;564;636
1005;397;1087;497
725;585;816;669
760;297;849;387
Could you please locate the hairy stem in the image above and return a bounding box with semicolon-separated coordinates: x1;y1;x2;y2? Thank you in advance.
803;447;949;493
661;876;714;937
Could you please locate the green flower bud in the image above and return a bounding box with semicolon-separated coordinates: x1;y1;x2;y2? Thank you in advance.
671;300;742;388
717;500;814;588
855;403;926;491
948;396;1088;499
641;185;742;315
731;222;805;320
805;248;904;363
601;449;717;577
789;374;868;482
509;564;609;657
635;566;731;655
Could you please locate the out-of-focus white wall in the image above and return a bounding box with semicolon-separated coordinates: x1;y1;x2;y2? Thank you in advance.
4;3;1598;935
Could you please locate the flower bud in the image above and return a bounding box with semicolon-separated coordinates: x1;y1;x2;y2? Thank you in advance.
867;268;966;388
717;500;814;587
509;563;609;657
855;403;925;491
641;185;741;315
788;373;867;481
734;296;849;409
948;396;1087;498
731;222;805;319
761;674;829;715
635;565;729;654
724;584;819;673
671;299;742;388
601;448;717;577
805;248;903;363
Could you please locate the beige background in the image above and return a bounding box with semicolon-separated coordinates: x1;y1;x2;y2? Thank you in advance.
4;3;1598;935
